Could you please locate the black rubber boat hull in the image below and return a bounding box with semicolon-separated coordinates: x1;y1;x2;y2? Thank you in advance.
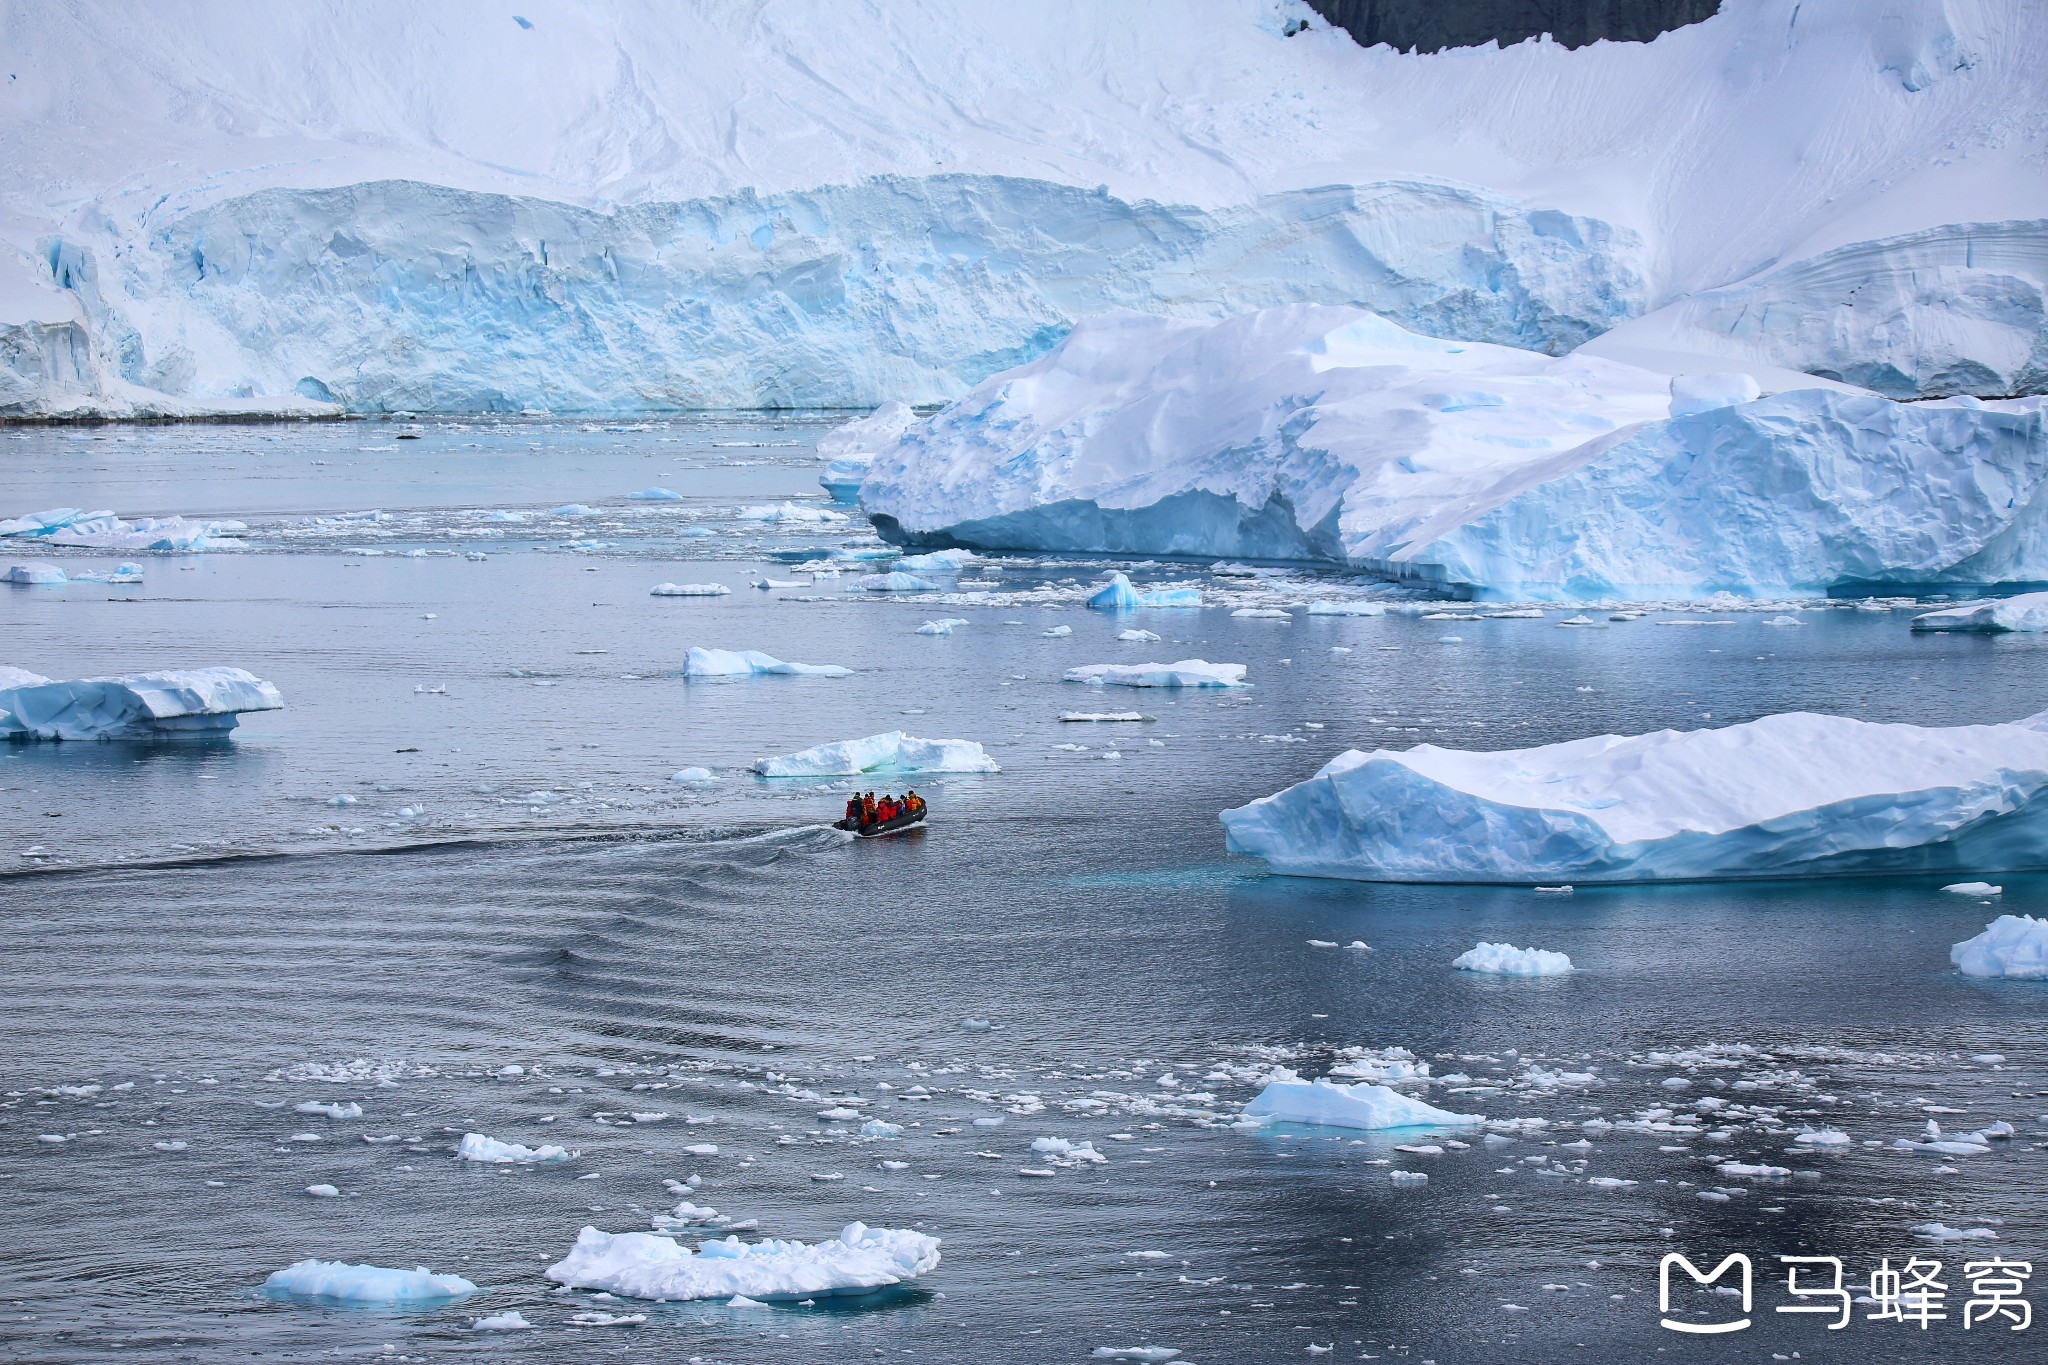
833;811;927;838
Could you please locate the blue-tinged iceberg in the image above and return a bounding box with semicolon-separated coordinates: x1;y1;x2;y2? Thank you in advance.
0;667;283;740
1242;1070;1482;1131
1913;591;2048;633
1952;915;2048;979
1220;709;2048;884
547;1221;940;1303
860;305;2047;599
263;1259;477;1305
682;647;851;677
753;731;998;777
1;508;245;552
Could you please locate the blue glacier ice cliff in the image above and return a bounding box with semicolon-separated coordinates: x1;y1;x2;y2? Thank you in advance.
1220;709;2048;884
859;304;2048;599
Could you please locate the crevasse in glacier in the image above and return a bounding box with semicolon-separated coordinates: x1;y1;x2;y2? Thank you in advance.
1218;709;2048;884
860;304;2048;598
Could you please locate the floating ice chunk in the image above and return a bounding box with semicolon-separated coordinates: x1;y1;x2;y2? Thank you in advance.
898;549;975;573
552;504;598;516
0;667;283;741
627;487;684;501
916;618;968;636
1231;608;1291;620
1061;711;1147;722
1042;625;1073;637
263;1259;477;1304
546;1221;940;1302
1029;1136;1107;1165
457;1132;575;1164
1951;915;2048;979
1092;1348;1181;1362
857;571;937;593
1305;601;1385;616
1913;592;2048;633
1452;943;1574;976
1223;708;2048;883
1794;1127;1851;1146
1242;1070;1482;1131
960;1018;992;1031
3;562;66;584
682;647;851;677
1717;1161;1791;1179
752;730;998;776
740;502;847;525
1087;574;1144;611
1064;660;1246;689
670;767;718;784
305;1183;341;1198
1117;629;1161;642
651;582;731;596
861;1119;904;1138
1668;372;1761;418
472;1311;532;1330
1943;881;2003;896
1913;1223;1998;1242
295;1100;363;1119
571;1310;647;1325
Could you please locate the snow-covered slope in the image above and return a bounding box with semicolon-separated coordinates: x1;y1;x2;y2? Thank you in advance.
2;0;2041;415
1220;708;2048;883
859;304;2048;598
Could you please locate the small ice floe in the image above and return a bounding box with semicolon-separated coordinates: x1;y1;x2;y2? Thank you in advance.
861;1119;904;1138
683;1143;719;1156
858;571;937;592
1763;615;1805;627
1092;1347;1182;1361
1388;1170;1428;1185
898;549;977;573
4;561;67;584
1951;915;2048;979
752;577;805;589
546;1221;940;1302
671;767;717;784
651;582;731;597
1241;1069;1482;1132
1306;939;1338;948
1043;625;1073;637
1064;660;1246;689
627;487;684;501
1533;885;1574;895
1029;1137;1107;1166
1438;634;1464;643
916;618;969;636
1117;628;1162;643
1912;1223;1998;1242
0;667;283;741
1587;1176;1636;1188
553;504;598;516
1794;1127;1851;1146
472;1311;533;1330
263;1259;477;1305
1943;881;2002;896
1232;608;1292;620
1557;614;1602;627
682;647;851;677
570;1311;647;1326
305;1184;342;1198
295;1100;363;1119
960;1018;992;1032
1717;1161;1791;1179
457;1132;575;1164
752;731;998;776
1306;601;1384;616
1061;712;1148;723
1345;940;1371;951
740;502;847;525
1452;942;1573;976
1912;590;2048;634
153;1140;187;1151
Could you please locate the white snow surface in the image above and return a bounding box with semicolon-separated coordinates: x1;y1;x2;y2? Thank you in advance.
820;402;919;501
752;730;998;776
1065;660;1247;689
682;647;851;677
7;1;2042;416
1243;1069;1483;1131
1913;591;2048;633
1951;914;2048;979
1;507;245;551
1453;942;1575;976
546;1221;940;1302
263;1259;477;1304
861;305;2048;598
0;666;283;740
1222;707;2048;883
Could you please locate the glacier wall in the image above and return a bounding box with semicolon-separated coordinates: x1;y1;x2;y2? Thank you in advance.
36;176;1644;417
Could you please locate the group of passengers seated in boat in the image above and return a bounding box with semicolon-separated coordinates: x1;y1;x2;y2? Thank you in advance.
844;789;925;828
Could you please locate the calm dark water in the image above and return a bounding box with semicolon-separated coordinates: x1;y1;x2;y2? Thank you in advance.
2;423;2045;1363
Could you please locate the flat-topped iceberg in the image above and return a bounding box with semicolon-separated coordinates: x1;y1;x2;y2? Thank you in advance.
682;647;851;678
0;667;283;741
1952;915;2048;979
1453;942;1574;976
1065;660;1246;689
651;582;731;597
547;1221;940;1303
753;730;999;777
1221;708;2048;884
3;562;66;584
263;1259;477;1305
860;306;2048;599
1913;592;2048;633
1243;1070;1482;1131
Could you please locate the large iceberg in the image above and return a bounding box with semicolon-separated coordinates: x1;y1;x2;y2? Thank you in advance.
753;731;999;777
1242;1070;1483;1131
1221;708;2048;884
1912;592;2048;633
0;667;283;740
263;1260;477;1305
861;305;2048;598
0;508;244;552
682;647;852;678
819;401;920;503
547;1222;940;1302
1952;915;2048;979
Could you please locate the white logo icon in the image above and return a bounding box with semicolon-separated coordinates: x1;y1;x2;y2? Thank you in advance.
1661;1253;1753;1334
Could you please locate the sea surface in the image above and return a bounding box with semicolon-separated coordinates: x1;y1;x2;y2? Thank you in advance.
2;419;2044;1363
